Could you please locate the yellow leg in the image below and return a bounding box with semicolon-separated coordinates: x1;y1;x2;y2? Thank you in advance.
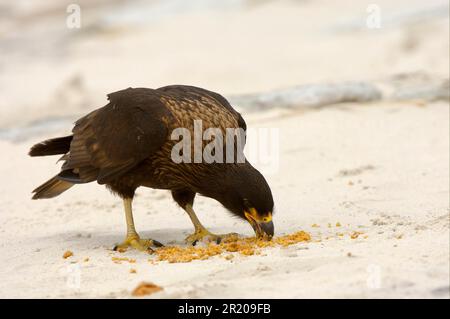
113;198;163;252
184;204;236;245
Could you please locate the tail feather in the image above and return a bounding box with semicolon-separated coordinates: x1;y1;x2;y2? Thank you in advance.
32;176;74;199
29;135;73;157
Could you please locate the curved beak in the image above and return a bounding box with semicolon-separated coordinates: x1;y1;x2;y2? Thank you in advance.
245;211;274;240
259;220;274;238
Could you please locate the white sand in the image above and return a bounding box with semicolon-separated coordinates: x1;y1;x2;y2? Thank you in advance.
0;101;448;298
0;0;448;298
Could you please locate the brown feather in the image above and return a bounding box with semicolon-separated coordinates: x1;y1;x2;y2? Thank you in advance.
29;136;72;157
32;176;73;199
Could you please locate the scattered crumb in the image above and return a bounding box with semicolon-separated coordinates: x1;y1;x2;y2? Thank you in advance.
339;165;375;177
311;223;320;228
350;231;363;239
83;257;89;262
63;250;73;259
132;282;163;297
336;222;341;227
112;257;136;264
130;268;137;274
347;252;352;257
348;181;354;186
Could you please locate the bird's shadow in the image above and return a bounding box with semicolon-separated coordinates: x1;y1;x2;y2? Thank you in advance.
37;228;195;249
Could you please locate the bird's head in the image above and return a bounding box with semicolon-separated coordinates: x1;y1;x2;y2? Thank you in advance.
214;163;274;239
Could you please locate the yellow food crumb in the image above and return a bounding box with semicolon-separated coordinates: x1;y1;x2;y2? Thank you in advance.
350;231;363;239
63;250;73;259
83;257;89;262
240;248;255;256
336;222;341;227
152;231;311;264
112;257;136;264
311;223;320;228
130;268;137;274
132;282;162;297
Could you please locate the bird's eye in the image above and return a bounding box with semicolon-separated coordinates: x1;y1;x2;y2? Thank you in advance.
261;213;272;223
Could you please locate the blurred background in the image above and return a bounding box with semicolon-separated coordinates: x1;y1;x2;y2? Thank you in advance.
0;0;448;137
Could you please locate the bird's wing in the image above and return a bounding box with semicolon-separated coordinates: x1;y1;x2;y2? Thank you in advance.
62;88;174;184
157;85;247;135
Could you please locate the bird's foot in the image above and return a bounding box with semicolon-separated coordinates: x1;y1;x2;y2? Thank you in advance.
113;234;164;253
185;229;238;246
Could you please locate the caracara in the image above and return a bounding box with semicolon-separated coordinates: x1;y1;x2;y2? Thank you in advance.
29;85;274;251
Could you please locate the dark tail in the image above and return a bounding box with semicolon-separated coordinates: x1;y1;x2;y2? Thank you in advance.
29;135;73;157
30;135;75;199
32;176;74;199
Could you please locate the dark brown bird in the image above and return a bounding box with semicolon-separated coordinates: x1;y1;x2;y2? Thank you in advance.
29;85;274;251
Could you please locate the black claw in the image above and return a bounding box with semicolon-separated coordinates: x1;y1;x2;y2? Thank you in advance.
192;240;198;246
113;245;119;251
152;240;164;247
215;237;222;244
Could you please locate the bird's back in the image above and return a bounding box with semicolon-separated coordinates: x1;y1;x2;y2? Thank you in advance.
131;85;248;191
156;85;245;132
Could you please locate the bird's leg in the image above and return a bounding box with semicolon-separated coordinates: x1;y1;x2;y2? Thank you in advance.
184;204;236;245
113;198;163;252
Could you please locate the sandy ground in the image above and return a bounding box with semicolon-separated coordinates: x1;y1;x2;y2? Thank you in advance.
0;101;448;298
0;0;448;298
